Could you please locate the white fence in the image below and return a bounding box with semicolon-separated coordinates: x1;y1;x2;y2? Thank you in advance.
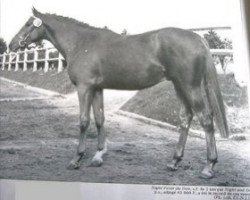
0;47;65;73
210;49;233;56
0;48;233;73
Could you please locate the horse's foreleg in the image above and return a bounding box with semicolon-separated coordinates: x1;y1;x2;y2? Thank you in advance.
167;105;193;171
67;86;94;170
91;89;107;167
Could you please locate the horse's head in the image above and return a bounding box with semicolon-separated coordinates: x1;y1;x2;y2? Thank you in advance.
9;8;46;52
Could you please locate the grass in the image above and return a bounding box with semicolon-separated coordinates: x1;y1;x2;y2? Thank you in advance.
0;70;75;94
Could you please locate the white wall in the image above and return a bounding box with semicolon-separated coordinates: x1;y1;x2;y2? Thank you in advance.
231;0;250;85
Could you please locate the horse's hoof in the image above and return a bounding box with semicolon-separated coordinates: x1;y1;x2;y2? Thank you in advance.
167;163;178;171
67;161;80;170
91;157;103;167
199;168;215;179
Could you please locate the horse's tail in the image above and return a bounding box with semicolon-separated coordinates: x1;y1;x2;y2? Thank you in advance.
204;56;229;138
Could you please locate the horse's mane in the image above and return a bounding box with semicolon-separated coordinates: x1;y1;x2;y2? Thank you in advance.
48;14;90;28
33;8;112;32
45;13;100;30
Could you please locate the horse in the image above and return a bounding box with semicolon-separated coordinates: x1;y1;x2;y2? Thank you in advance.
9;8;229;179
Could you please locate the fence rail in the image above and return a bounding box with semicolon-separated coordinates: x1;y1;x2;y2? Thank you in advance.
0;47;233;73
210;49;233;56
0;47;65;72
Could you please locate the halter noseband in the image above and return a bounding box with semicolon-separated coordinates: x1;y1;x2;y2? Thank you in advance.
19;17;43;47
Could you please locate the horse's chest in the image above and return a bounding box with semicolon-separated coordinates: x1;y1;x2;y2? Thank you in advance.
67;67;78;85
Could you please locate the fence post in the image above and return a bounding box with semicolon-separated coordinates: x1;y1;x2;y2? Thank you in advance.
44;49;49;72
23;51;27;71
2;53;6;70
58;54;64;72
33;50;38;72
15;53;19;71
8;53;12;71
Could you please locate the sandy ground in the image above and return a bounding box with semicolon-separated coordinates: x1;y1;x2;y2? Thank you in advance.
0;80;250;186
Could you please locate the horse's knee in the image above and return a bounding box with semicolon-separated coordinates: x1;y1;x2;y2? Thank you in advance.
80;115;90;132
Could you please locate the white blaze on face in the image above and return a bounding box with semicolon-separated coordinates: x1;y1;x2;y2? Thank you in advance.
33;18;42;27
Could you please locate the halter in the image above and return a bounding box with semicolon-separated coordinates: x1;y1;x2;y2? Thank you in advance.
19;17;43;47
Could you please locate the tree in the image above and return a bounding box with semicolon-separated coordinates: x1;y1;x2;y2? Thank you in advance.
204;30;223;49
204;30;233;72
121;29;128;36
0;38;7;54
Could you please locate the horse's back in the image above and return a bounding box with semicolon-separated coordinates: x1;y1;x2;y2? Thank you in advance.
103;28;209;87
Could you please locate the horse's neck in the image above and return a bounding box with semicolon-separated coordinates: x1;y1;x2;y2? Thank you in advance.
44;21;94;60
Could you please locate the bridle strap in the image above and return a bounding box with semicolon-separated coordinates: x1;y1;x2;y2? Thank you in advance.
18;17;42;47
19;33;31;47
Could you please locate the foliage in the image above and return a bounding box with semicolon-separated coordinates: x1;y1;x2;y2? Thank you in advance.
203;30;233;72
204;30;222;49
204;30;233;50
121;29;128;36
0;38;7;54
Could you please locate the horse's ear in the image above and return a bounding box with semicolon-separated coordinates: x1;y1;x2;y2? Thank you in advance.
32;7;42;18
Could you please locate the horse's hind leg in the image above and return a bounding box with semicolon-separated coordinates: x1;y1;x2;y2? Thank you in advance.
91;89;107;167
167;83;193;170
190;87;217;179
67;85;94;169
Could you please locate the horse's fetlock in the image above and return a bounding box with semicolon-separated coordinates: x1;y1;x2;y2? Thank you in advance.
98;146;104;151
208;157;218;164
77;150;86;156
173;153;183;162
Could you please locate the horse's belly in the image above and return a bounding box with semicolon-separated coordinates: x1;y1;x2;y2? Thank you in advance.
98;41;166;90
100;63;166;90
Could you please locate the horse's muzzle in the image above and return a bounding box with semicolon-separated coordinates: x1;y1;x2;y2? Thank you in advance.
9;43;19;52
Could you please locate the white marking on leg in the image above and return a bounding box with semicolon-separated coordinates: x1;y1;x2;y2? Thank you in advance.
91;142;107;165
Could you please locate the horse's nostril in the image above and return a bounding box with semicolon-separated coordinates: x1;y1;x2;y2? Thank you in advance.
8;42;19;52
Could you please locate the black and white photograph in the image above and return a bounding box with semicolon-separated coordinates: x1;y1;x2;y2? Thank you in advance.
0;0;250;199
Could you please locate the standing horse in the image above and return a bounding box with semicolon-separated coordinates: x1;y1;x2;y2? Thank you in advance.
9;8;229;179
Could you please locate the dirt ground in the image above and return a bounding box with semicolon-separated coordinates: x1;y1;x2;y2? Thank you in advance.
0;80;250;186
